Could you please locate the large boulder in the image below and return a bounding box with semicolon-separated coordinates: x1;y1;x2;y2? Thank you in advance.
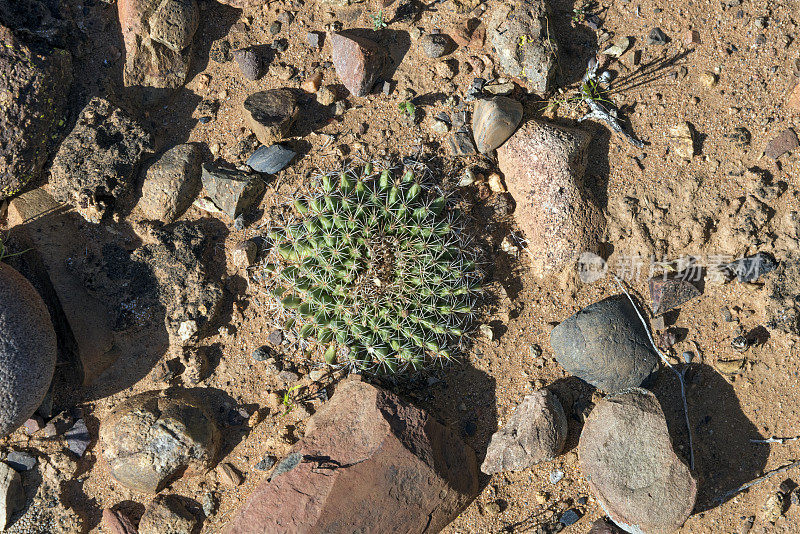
550;296;658;393
49;97;153;223
0;24;72;200
100;390;220;493
481;388;568;474
498;120;604;277
579;388;697;534
0;263;57;439
226;379;479;533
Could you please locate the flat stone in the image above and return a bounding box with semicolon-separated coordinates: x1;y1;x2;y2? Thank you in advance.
0;263;57;439
139;143;202;222
447;130;478;155
727;252;778;282
647;27;668;45
649;277;702;315
472;96;523;153
550;296;658;393
225;379;478;533
100;390;220;493
242;88;298;145
329;31;387;97
481;389;568;474
0;462;25;529
764;128;799;159
201;165;265;220
579;388;696;534
5;452;36;472
139;494;198;534
65;419;91;457
498;120;604;277
246;144;296;174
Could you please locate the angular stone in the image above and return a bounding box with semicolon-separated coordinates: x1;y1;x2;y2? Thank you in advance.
649;277;702;315
498;120;604;277
329;31;387;97
100;390;220;493
727;252;778;283
0;24;72;200
148;0;198;52
139;494;198;534
0;263;57;439
102;508;138;534
481;389;567;475
448;130;478;155
5;451;36;472
788;83;800;114
764;128;799;159
0;462;25;529
487;0;557;93
65;419;91;457
420;33;454;58
139;143;202;222
49;97;153;223
201;165;265;220
225;379;478;533
246;144;296;174
233;47;262;81
550;296;658;393
579;388;696;534
473;96;523;153
242;88;298;145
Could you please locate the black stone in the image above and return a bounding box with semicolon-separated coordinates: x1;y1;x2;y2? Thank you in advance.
247;144;296;174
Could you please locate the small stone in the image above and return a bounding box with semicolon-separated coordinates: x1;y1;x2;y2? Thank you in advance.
201;165;265;220
647;27;668;45
787;83;800;113
559;509;582;526
139;143;202;222
487;173;506;193
649;277;702;315
430;119;449;135
306;31;322;49
420;33;453;58
329;31;387;97
472;97;523;153
668;122;695;159
603;37;630;57
233;47;262;80
242;88;299;145
233;240;258;269
549;469;564;484
252;346;272;362
727;252;778;282
301;72;322;93
535;490;548;504
485;501;502;515
479;324;494;340
317;85;337;106
247;144;296;175
762;492;785;524
5;451;36;472
435;59;457;80
102;508;138;534
255;455;277;471
684;30;701;45
181;347;208;386
22;417;44;435
447;130;477;156
698;71;718;87
764;128;799;159
269;21;281;35
726;127;751;147
139;494;198;534
267;330;283;346
217;462;244;487
333;101;347;116
0;463;25;529
483;82;514;96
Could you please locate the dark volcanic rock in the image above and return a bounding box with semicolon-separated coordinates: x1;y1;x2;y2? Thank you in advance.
550;296;658;393
242;88;298;145
649;277;701;315
0;24;72;200
49;97;153;223
233;47;262;81
246;144;296;174
201;165;265;220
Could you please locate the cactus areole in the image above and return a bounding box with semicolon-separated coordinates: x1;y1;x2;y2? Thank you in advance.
263;164;481;374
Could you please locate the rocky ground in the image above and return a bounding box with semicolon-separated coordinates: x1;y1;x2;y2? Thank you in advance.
1;0;800;533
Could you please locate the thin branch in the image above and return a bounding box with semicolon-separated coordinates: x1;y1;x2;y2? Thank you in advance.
715;459;800;504
751;436;800;444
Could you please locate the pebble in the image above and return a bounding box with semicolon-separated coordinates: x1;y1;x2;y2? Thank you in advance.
252;346;273;362
233;47;262;81
472;96;523;153
329;32;387;97
217;462;244;487
5;451;36;472
247;144;296;174
435;59;456;80
301;72;322;93
255;455;277;471
698;71;718;87
684;30;701;45
668;122;695;159
485;501;502;515
603;36;630;57
559;509;582;526
420;33;453;59
764;128;799;159
647;27;668;45
65;419;90;457
549;470;564;484
430;119;449;135
317;85;337;106
306;31;322;49
487;173;506;192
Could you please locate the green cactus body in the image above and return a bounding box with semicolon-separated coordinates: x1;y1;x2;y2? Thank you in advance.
263;164;481;374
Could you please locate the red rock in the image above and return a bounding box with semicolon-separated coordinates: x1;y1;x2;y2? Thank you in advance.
469;22;486;49
102;508;138;534
226;379;478;533
764;128;799;159
329;32;387;97
649;277;701;315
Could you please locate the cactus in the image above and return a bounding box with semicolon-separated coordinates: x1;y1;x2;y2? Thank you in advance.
262;163;481;374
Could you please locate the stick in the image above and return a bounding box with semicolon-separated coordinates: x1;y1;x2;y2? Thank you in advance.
715;459;800;504
611;273;695;470
751;436;800;444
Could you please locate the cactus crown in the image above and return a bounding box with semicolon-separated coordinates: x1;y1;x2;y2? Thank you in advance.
262;163;481;374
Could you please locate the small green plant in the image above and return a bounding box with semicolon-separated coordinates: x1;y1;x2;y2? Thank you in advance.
0;235;26;263
262;164;482;374
398;100;416;117
372;9;387;30
281;384;303;416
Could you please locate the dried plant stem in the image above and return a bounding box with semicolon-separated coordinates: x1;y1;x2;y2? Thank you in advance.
751;436;800;444
715;459;800;504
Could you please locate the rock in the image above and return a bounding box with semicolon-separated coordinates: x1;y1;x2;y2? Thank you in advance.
726;252;778;282
232;240;257;269
65;419;91;457
484;82;515;95
649;277;701;315
139;494;198;534
0;462;25;529
139;144;202;222
300;71;322;93
578;388;697;534
589;518;626;534
118;0;198;105
698;71;718;87
788;83;800;113
497;120;604;277
233;47;262;80
201;165;265;220
0;263;57;439
102;508;138;534
647;27;668;45
420;33;454;58
0;24;72;200
766;255;800;335
49;97;153;223
246;144;296;174
448;130;478;156
316;85;337;106
668;122;695;159
306;31;322;49
684;30;701;45
764;128;799;159
225;379;478;533
5;451;36;472
487;0;557;93
242;88;298;145
603;36;630;58
217;462;243;487
329;31;387;97
100;390;220;493
481;389;568;474
472;96;523;153
550;296;658;393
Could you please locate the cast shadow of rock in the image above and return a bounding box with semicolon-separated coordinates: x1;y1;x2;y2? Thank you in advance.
650;363;768;513
547;376;597;453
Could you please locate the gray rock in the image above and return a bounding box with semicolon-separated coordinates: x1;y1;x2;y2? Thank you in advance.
764;128;798;159
472;96;523;153
4;452;36;472
246;144;296;174
306;31;322;49
233;47;262;80
487;0;557;93
497;120;604;277
578;388;696;534
65;419;90;457
647;27;668;45
0;24;72;200
139;494;198;534
139;143;202;222
0;462;25;529
649;277;701;315
242;88;298;145
550;296;658;393
0;264;57;439
100;390;220;493
49;97;153;223
201;165;265;220
481;389;568;475
420;33;454;58
766;254;800;335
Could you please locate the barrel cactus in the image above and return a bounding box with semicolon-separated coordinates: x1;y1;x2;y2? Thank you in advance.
262;163;482;374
